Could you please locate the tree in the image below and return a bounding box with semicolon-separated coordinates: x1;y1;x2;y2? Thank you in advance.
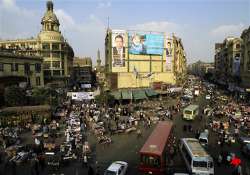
4;86;27;106
30;87;59;107
95;91;115;106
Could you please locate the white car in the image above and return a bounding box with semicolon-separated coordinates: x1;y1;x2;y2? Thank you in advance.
205;95;211;100
104;161;128;175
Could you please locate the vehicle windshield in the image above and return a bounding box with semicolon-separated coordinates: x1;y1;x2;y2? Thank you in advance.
185;110;192;115
104;170;117;175
193;161;208;168
199;138;208;144
141;155;160;168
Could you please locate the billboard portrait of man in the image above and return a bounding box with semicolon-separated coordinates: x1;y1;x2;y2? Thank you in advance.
112;33;125;67
166;41;172;56
166;38;173;71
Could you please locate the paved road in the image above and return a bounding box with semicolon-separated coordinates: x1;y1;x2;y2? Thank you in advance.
1;95;250;175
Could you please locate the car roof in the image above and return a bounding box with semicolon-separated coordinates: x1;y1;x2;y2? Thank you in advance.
107;161;127;172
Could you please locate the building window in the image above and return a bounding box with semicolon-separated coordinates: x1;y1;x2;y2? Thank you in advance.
44;61;51;69
52;43;60;50
0;63;4;71
24;63;30;75
235;53;240;58
36;77;41;86
52;61;60;68
35;63;41;73
11;63;18;72
42;51;50;57
44;70;51;77
52;52;60;58
236;44;240;49
42;43;50;50
53;70;61;76
247;61;250;71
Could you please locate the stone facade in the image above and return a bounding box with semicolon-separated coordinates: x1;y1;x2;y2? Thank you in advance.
0;0;74;86
240;26;250;90
0;52;44;88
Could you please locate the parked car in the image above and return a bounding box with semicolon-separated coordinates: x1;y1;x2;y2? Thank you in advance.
104;161;128;175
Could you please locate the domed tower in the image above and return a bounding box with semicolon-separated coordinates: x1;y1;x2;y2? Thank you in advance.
37;0;74;86
41;0;60;32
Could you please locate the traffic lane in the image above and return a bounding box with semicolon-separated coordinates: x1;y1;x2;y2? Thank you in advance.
93;124;156;174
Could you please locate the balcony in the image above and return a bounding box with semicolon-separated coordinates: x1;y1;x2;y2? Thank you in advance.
0;71;26;77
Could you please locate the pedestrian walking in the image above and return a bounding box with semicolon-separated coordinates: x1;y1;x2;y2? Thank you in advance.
88;165;94;175
137;129;142;138
11;159;16;175
237;165;243;175
82;154;88;168
217;154;223;167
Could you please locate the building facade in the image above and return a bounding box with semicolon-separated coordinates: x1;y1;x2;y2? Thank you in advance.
0;51;44;90
214;37;242;86
0;1;74;86
188;61;214;79
105;29;187;90
240;26;250;92
71;57;94;89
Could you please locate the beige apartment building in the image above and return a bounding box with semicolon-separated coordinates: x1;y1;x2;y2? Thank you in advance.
104;29;187;90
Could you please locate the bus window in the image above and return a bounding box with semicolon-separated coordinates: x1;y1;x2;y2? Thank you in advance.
141;155;160;168
185;110;192;115
182;146;192;165
193;161;207;168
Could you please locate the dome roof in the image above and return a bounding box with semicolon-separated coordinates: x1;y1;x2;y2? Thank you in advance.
41;11;59;25
41;0;59;25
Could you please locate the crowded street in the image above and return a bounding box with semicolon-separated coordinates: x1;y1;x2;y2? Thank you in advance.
0;0;250;174
0;79;250;175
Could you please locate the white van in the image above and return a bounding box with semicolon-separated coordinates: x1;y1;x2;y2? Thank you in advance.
183;105;199;120
199;129;209;146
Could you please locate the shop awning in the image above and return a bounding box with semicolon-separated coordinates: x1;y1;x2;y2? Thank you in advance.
122;90;133;100
110;91;122;100
133;89;147;100
145;89;158;97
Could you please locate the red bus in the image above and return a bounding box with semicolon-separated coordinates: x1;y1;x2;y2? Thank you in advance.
138;121;174;175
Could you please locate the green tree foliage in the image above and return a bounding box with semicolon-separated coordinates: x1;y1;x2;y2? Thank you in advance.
4;86;27;106
95;91;115;106
30;87;59;106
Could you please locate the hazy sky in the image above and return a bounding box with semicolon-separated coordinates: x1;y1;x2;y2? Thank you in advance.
0;0;249;64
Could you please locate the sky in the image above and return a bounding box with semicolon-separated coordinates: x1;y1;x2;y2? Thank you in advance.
0;0;249;65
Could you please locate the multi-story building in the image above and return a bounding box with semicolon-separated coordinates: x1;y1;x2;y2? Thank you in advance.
240;26;250;92
189;61;214;78
0;0;74;86
71;57;94;89
214;37;242;86
0;51;44;102
105;29;187;90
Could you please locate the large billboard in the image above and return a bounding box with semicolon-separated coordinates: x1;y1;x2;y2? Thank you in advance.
165;37;173;71
112;30;126;67
128;32;164;55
